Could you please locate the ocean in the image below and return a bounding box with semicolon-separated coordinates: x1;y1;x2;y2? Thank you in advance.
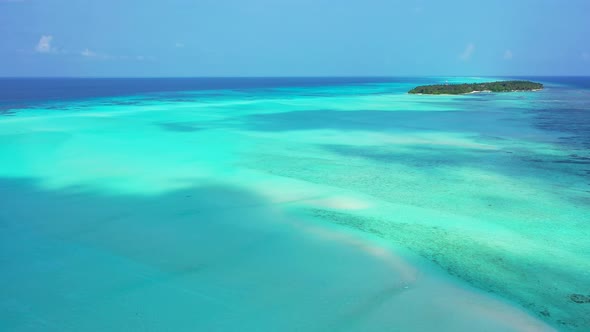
0;77;588;331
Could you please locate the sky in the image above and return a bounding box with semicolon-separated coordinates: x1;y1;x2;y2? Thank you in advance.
1;0;589;77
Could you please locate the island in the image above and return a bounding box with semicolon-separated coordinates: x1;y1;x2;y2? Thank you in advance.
408;80;543;95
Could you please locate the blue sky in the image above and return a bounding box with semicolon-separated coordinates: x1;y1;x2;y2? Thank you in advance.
1;0;589;77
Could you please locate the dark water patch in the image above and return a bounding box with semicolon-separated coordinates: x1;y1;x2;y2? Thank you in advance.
570;294;590;304
318;142;590;190
43;105;69;110
166;99;198;103
241;109;541;139
0;109;16;116
532;107;590;177
552;160;590;165
321;144;498;168
110;100;143;106
477;135;509;141
157;122;203;132
533;108;590;150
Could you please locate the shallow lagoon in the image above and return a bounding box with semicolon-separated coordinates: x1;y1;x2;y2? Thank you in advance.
1;77;588;331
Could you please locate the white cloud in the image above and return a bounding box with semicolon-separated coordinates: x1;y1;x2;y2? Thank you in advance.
81;48;97;57
35;35;55;53
459;43;475;61
80;48;114;60
79;48;155;62
504;50;513;60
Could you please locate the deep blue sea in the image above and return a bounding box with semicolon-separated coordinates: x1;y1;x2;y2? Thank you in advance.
2;76;588;104
0;77;410;109
1;77;589;331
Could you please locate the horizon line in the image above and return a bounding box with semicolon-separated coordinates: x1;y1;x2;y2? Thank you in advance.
1;75;590;79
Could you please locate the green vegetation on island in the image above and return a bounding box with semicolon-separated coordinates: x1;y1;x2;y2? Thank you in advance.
408;80;543;95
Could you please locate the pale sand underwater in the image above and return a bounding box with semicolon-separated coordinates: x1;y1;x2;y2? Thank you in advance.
1;77;588;331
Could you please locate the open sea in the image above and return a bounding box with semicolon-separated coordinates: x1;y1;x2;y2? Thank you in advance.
0;77;589;331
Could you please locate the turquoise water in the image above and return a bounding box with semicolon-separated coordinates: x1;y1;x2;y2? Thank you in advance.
1;77;588;331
